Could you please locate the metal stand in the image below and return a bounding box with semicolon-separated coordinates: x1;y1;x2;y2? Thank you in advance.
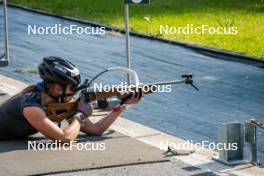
245;122;257;164
124;4;131;84
213;121;261;166
213;122;248;165
123;0;150;84
1;0;9;66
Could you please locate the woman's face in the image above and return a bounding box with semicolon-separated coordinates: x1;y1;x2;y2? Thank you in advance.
51;84;76;102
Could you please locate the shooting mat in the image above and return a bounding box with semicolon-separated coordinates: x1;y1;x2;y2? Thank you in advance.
0;94;168;176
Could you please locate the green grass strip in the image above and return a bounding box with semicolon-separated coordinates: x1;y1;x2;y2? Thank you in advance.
9;0;264;60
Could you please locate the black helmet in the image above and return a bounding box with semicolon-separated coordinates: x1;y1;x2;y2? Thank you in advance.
38;56;81;86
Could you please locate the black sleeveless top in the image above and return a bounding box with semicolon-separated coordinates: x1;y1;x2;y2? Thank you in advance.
0;91;43;140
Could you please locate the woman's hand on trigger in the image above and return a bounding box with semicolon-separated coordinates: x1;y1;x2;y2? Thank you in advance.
123;89;144;105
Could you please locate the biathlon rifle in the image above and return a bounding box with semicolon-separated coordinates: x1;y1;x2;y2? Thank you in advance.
45;67;199;122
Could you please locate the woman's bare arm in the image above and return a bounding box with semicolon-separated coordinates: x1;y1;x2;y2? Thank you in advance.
23;107;80;143
81;110;123;136
81;90;143;136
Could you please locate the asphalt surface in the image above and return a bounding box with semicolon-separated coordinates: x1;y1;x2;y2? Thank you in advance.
0;6;264;163
54;160;216;176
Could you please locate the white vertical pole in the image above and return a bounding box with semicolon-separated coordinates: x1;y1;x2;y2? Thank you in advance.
2;0;9;65
124;4;131;84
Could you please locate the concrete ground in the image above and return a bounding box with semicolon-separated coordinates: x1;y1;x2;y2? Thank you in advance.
55;161;217;176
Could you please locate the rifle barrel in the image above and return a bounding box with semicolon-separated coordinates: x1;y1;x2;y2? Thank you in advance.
147;80;186;86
